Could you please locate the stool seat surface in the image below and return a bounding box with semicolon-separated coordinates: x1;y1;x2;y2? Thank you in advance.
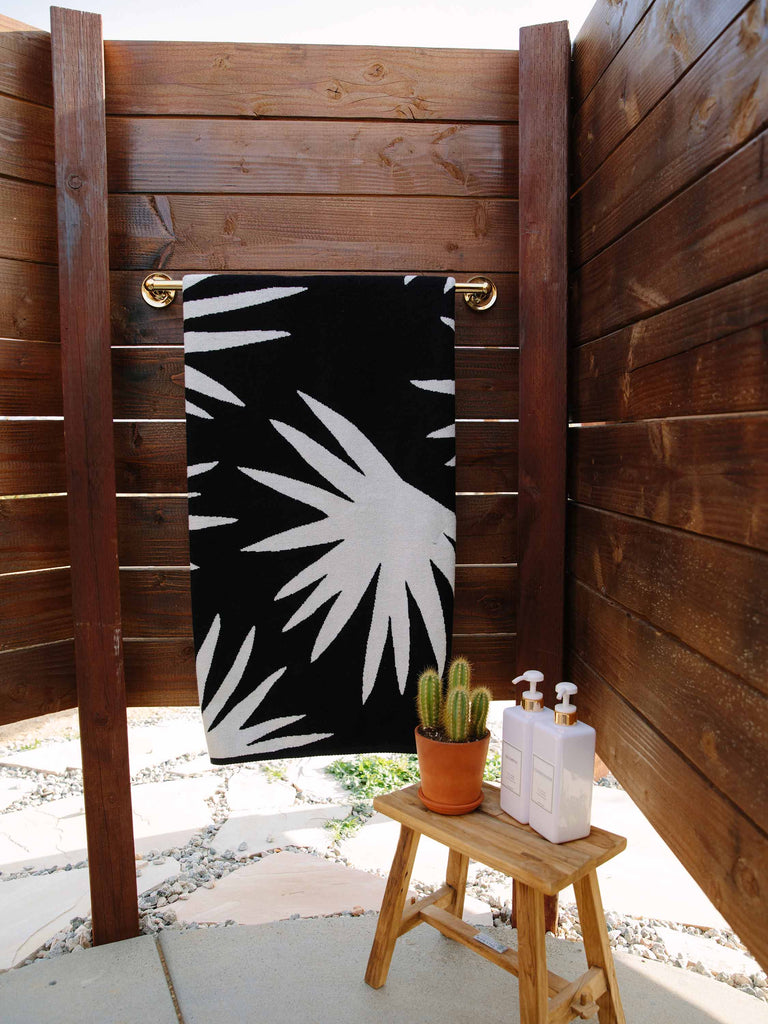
373;783;626;895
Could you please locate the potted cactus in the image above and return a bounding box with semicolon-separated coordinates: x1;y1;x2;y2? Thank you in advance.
414;657;492;815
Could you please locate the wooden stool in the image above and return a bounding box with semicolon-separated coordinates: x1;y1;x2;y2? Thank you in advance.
365;783;626;1024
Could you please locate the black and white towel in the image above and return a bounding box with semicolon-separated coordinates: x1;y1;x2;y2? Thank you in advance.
183;274;456;763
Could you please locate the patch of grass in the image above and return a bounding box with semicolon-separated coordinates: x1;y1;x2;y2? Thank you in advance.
326;754;421;799
17;738;42;752
260;759;288;783
484;751;501;783
324;802;375;843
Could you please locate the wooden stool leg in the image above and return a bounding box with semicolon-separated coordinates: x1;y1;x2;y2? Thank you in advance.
574;870;626;1024
365;825;420;989
516;883;549;1024
445;848;470;918
511;879;559;933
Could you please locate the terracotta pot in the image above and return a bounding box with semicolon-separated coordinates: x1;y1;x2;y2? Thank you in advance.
414;726;490;815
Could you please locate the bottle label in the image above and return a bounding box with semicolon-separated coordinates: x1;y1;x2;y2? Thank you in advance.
531;755;554;813
502;742;523;796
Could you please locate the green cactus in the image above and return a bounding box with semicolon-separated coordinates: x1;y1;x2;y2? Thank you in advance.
444;686;469;742
448;656;471;692
416;669;442;731
469;686;492;740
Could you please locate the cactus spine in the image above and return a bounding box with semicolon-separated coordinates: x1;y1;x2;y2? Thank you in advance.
448;656;471;692
444;686;469;742
469;686;492;740
416;669;442;731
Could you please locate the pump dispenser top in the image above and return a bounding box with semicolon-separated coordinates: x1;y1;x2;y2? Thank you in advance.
512;669;545;712
554;682;578;726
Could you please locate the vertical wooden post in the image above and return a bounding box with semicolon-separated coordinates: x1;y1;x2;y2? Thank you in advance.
51;6;138;945
517;21;570;700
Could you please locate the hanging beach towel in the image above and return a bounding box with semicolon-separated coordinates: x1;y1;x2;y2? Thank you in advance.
183;274;456;763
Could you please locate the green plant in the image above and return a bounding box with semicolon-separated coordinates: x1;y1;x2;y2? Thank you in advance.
415;657;492;743
326;754;421;799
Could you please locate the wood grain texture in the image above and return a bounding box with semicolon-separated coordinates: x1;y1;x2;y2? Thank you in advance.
51;6;137;947
104;346;518;421
571;0;654;107
0;14;53;106
516;21;570;699
568;504;767;690
572;267;768;395
0;640;76;726
107;118;517;197
569;415;768;549
573;321;768;422
568;576;768;832
109;271;519;348
108;194;518;273
0;339;62;416
573;127;768;345
0;567;72;651
120;634;517;706
364;825;420;988
0;420;65;495
0;93;54;185
573;0;748;187
515;885;549;1024
0;495;68;573
104;41;519;121
568;653;768;972
0;257;59;343
0;178;57;263
573;871;626;1024
573;1;768;264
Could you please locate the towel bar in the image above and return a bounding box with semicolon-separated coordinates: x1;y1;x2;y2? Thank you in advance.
140;273;498;311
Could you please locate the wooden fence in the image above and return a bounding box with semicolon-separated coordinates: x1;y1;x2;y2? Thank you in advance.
568;0;768;971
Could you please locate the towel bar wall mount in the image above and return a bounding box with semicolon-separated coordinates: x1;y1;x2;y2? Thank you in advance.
140;273;498;311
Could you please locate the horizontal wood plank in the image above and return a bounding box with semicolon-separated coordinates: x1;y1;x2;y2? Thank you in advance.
108;194;518;273
573;321;768;423
567;652;768;972
104;41;518;122
107;118;517;197
116;564;515;637
573;1;768;264
573;0;747;187
573;128;768;344
0;421;65;495
0;93;54;185
0;257;59;343
0;567;72;651
568;578;768;834
568;415;768;550
571;0;654;108
0;15;52;107
0;640;76;726
108;346;518;421
0;495;68;573
110;271;519;348
0;178;57;264
0;338;62;416
122;633;517;705
568;503;767;691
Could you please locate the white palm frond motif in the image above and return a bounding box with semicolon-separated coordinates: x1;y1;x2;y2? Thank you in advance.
187;461;237;540
196;614;332;758
239;391;455;703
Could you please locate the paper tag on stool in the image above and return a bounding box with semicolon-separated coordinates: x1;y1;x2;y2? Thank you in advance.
474;931;509;954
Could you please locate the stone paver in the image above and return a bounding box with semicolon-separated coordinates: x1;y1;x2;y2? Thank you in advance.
0;777;218;872
177;850;387;925
0;777;36;811
1;740;82;775
208;803;352;859
655;925;759;976
0;868;90;969
225;769;296;813
283;756;349;803
136;856;182;896
0;934;178;1024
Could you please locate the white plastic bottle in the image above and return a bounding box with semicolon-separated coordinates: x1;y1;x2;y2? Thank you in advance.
529;682;595;844
500;670;554;824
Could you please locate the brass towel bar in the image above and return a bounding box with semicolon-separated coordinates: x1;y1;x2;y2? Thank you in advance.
140;273;498;312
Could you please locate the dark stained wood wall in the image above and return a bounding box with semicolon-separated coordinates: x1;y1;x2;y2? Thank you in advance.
0;15;77;723
0;36;520;720
568;0;768;970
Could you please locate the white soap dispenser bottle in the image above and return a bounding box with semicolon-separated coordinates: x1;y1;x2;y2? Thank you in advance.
500;670;553;823
529;682;595;844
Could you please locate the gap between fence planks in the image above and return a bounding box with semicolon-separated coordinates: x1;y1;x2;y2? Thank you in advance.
50;5;138;947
